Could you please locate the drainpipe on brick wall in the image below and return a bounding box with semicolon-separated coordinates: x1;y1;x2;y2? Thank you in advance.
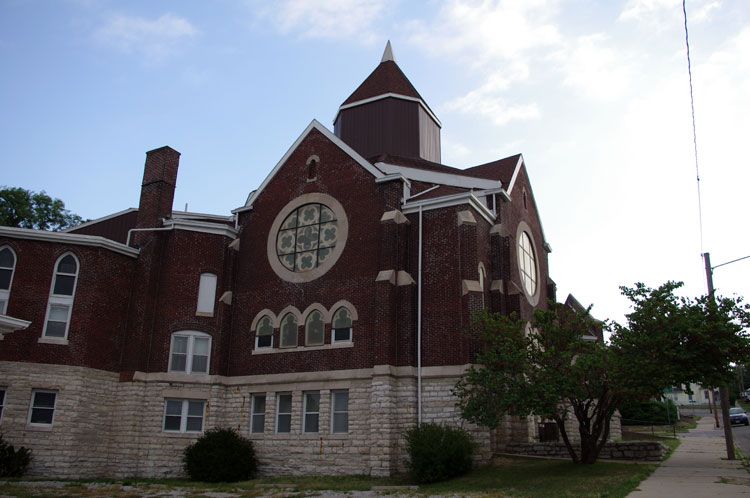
418;205;423;426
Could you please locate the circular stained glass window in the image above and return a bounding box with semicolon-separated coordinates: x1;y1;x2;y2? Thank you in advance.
276;203;338;272
518;231;537;297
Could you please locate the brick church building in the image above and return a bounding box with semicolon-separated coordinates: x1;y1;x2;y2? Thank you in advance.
0;43;557;477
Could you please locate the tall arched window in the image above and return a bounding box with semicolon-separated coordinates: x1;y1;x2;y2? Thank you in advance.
478;264;486;310
305;310;325;346
0;246;17;315
43;253;79;340
332;307;352;343
280;313;298;348
255;315;274;349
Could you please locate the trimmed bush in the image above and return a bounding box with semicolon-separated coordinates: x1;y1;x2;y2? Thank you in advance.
404;423;475;484
0;433;32;477
183;427;257;482
619;399;678;425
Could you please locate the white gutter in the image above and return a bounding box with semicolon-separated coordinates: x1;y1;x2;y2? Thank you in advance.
417;205;423;426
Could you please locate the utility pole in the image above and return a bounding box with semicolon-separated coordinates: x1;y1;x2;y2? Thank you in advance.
703;252;735;460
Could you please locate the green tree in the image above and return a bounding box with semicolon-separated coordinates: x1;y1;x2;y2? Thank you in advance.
454;282;750;464
0;187;83;231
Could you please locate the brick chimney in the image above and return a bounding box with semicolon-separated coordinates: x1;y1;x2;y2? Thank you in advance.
136;146;180;229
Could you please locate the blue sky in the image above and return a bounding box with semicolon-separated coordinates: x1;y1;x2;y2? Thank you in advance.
1;0;748;325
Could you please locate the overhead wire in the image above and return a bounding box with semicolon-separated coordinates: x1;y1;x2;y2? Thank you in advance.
683;0;705;255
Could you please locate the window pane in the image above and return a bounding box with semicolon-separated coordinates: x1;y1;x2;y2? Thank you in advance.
44;320;67;338
186;416;203;432
30;407;54;424
193;337;209;355
333;413;348;433
164;415;181;431
170;353;186;372
253;395;265;413
53;275;75;295
196;273;217;314
0;248;14;268
172;336;188;353
191;355;208;373
257;335;272;348
333;308;352;328
305;392;320;413
277;414;291;433
57;255;77;274
48;304;69;321
334;328;351;342
0;269;11;290
251;413;265;434
278;394;291;413
304;413;319;433
333;391;348;412
34;392;56;408
258;317;273;336
187;401;204;417
0;390;5;405
306;311;324;345
165;400;183;416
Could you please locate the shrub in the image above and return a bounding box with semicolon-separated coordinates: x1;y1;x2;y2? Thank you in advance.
183;427;257;482
0;433;32;477
619;399;678;425
404;423;475;484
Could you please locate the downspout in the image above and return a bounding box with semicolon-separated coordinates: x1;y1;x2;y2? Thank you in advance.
417;205;423;426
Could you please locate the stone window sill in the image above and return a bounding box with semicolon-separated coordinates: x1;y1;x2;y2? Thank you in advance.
38;337;69;345
253;342;353;355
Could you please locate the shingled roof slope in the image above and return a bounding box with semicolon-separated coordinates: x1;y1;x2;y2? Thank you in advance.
342;60;425;106
462;154;521;184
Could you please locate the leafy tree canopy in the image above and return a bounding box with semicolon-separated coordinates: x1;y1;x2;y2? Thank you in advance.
454;282;750;464
0;186;83;231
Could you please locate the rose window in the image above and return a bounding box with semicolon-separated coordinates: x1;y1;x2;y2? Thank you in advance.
276;203;338;272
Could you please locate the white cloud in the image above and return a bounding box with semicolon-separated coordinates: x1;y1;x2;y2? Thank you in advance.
443;71;541;125
257;0;389;44
619;0;720;25
552;34;634;101
95;13;198;60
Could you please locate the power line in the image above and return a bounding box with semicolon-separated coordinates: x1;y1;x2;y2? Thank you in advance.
683;0;704;255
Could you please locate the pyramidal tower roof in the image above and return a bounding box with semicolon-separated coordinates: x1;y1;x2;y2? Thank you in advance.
340;41;427;107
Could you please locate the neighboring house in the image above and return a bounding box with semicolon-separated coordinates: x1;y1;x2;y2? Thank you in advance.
665;384;714;406
1;43;563;478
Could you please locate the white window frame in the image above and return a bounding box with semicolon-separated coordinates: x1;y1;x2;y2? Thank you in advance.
331;390;349;434
196;273;218;316
162;398;206;433
27;389;57;426
255;315;274;349
0;387;6;423
331;307;353;344
0;246;17;315
303;391;320;434
276;392;292;434
250;394;266;434
42;253;79;341
168;331;211;375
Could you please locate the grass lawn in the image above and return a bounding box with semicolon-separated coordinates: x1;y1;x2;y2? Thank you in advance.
0;457;659;498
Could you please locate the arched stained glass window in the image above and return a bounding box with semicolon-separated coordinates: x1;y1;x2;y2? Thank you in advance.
332;307;352;343
306;310;324;346
280;313;298;348
256;315;274;349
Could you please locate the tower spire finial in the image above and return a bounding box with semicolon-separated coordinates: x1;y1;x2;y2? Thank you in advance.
381;40;396;63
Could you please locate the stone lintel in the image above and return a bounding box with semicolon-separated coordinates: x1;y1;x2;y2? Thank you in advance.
228;237;240;251
457;210;477;226
462;279;482;296
219;291;232;305
380;210;410;225
490;280;504;293
375;269;396;285
396;270;415;286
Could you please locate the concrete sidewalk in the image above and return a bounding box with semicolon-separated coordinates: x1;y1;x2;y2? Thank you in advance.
628;415;750;496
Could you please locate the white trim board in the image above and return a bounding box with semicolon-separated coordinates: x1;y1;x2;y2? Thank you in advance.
234;120;384;213
335;93;442;129
0;226;139;258
375;162;501;191
162;219;238;238
402;192;496;225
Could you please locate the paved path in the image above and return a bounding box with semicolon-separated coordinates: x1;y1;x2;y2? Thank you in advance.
629;415;750;497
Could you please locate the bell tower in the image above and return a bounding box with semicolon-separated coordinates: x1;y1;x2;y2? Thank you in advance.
334;41;441;163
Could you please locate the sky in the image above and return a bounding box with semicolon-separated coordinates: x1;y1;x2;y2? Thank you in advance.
1;0;748;326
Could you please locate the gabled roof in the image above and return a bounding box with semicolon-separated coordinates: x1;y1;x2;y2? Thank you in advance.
235;120;385;213
462;154;522;186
